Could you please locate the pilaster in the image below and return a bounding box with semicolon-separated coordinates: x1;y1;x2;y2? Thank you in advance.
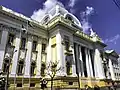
0;30;8;71
85;48;91;77
69;36;77;76
10;33;21;77
109;59;115;80
88;49;93;77
56;32;66;76
79;45;84;77
24;36;33;77
36;38;42;77
74;43;79;76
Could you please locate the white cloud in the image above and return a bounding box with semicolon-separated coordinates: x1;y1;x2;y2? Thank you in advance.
69;0;77;8
68;0;78;14
80;6;94;33
81;20;91;33
104;34;120;44
31;0;63;22
86;6;94;16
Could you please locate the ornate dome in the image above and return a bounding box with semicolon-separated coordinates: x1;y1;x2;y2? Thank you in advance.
40;4;81;27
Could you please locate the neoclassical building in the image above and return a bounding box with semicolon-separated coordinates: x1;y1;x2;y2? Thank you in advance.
104;50;120;81
0;5;120;90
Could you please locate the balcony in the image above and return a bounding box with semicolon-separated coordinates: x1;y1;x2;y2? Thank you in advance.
19;49;27;60
31;51;38;62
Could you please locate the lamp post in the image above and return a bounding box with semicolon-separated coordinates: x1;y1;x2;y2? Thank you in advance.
5;50;17;90
0;71;6;89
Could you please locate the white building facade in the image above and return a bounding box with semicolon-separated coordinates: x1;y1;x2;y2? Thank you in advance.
104;50;120;81
0;5;120;90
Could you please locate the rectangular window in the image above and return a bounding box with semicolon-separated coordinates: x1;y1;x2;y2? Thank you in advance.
8;33;14;45
17;83;22;87
21;38;26;49
17;61;24;75
30;83;35;87
32;41;37;51
30;63;35;76
68;82;73;85
42;44;46;52
41;63;45;76
64;35;70;51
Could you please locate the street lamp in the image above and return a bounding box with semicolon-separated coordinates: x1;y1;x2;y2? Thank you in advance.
0;71;6;89
5;50;17;90
40;79;47;90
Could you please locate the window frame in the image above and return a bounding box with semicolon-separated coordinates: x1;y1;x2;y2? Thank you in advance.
7;33;14;45
42;44;46;52
32;41;37;51
20;38;26;49
30;62;36;76
17;61;24;75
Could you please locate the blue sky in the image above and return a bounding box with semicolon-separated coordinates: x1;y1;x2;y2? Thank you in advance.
0;0;120;53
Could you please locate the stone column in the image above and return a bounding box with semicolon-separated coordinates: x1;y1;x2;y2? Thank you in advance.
36;38;42;77
88;49;93;77
85;48;91;77
94;49;105;79
47;38;52;63
0;30;8;71
109;59;115;80
56;32;66;76
10;33;21;77
24;36;33;77
79;45;84;77
69;36;77;76
74;43;79;76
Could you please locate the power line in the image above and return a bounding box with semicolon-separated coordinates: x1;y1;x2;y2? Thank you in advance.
112;0;120;10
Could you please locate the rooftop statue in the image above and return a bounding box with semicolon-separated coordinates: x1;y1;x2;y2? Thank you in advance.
90;28;103;42
90;28;98;37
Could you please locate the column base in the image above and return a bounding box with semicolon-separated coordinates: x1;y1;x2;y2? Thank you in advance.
24;75;30;78
56;72;67;77
35;75;42;78
9;74;17;77
72;73;77;77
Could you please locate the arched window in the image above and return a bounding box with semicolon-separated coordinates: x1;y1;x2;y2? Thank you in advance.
41;15;50;24
64;13;81;27
65;14;74;23
17;60;24;75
